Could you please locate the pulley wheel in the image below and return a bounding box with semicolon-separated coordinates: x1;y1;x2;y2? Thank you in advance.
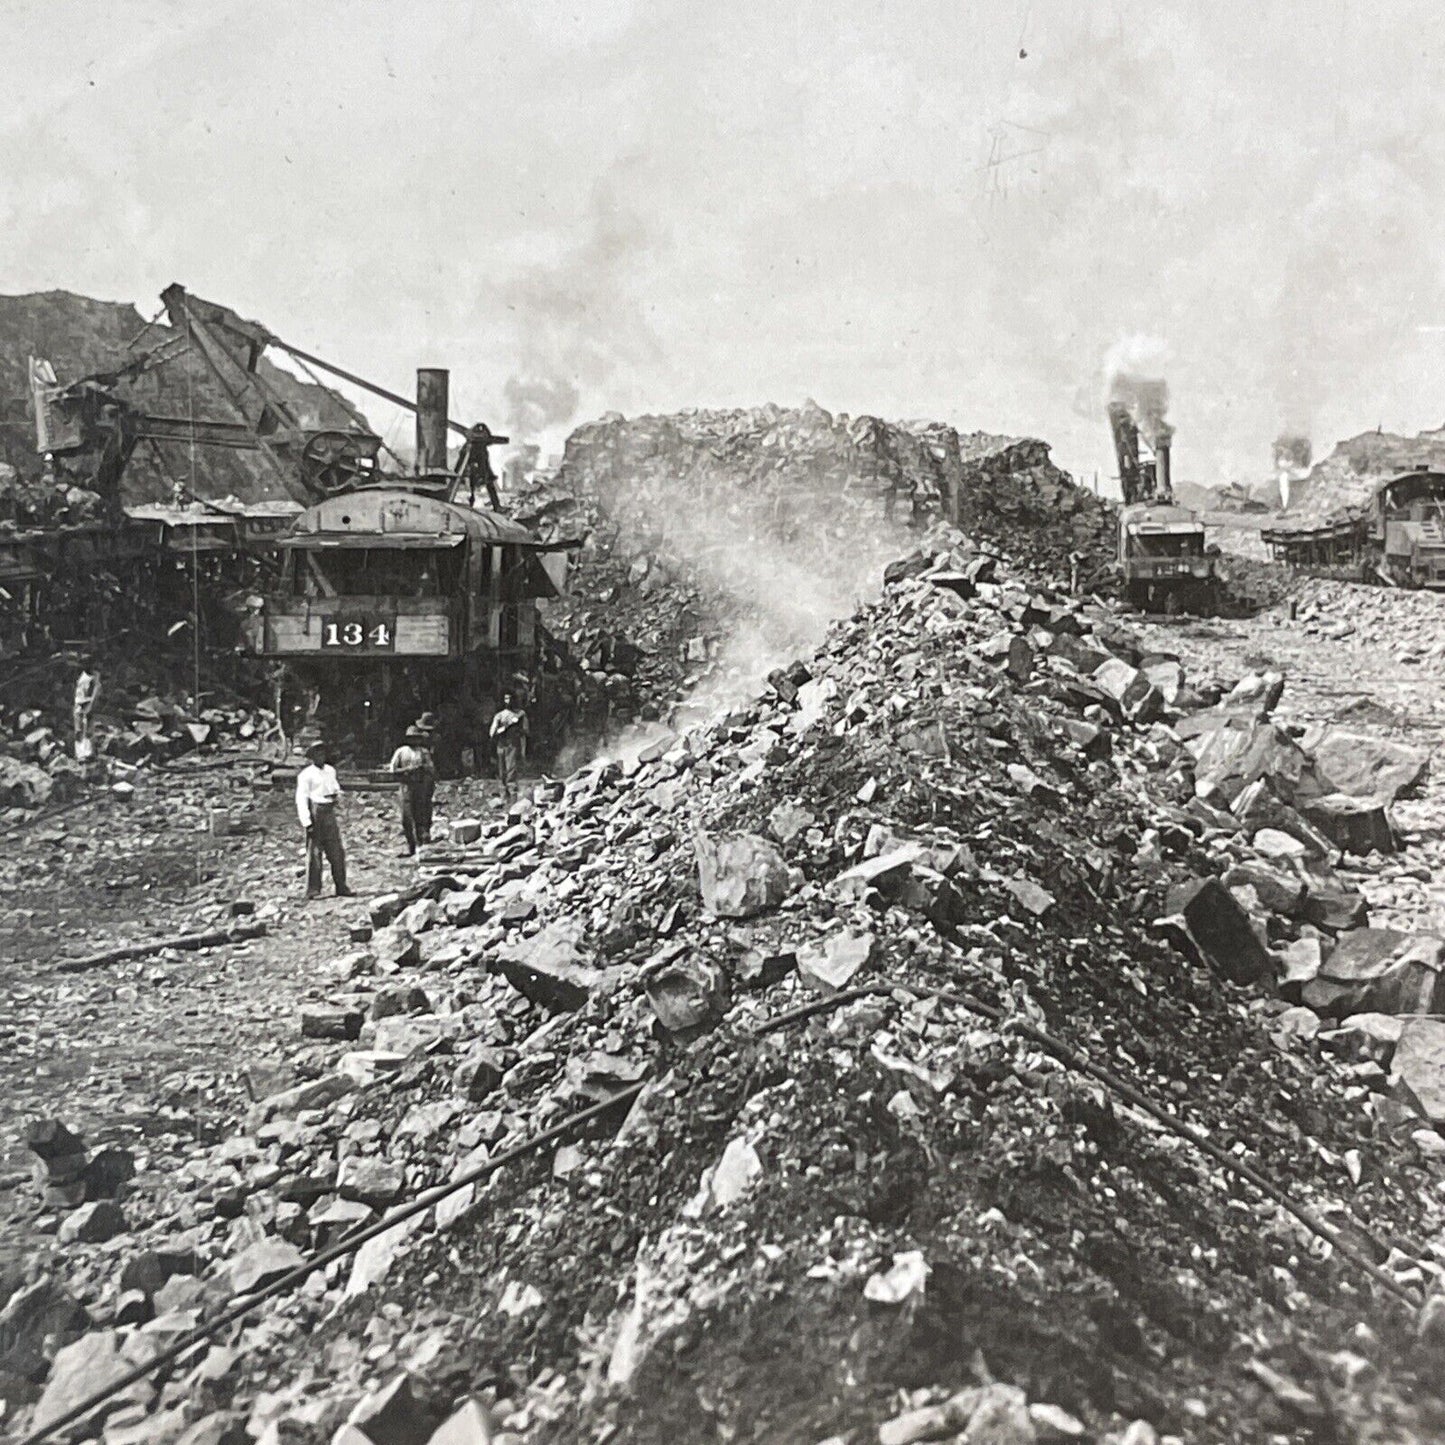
300;431;379;495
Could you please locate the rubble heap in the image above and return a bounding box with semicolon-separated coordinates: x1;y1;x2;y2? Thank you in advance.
510;405;1114;723
0;656;280;817
1282;425;1445;521
11;528;1445;1444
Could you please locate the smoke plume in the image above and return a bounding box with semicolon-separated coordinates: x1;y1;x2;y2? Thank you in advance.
503;376;580;441
1103;335;1172;447
495;178;661;459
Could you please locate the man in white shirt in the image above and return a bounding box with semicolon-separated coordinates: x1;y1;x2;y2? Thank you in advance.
73;662;101;761
295;740;352;898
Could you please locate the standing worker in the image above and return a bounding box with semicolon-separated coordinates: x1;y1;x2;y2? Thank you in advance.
296;740;353;899
489;690;528;805
387;717;437;856
73;659;101;761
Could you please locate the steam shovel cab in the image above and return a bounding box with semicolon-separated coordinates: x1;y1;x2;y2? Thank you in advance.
245;482;570;752
1118;502;1217;612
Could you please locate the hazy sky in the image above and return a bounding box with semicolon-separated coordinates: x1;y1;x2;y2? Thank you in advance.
3;0;1444;486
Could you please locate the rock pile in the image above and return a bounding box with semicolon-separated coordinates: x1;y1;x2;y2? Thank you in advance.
0;680;279;819
1283;425;1445;522
10;527;1445;1442
508;405;1113;726
1285;579;1445;669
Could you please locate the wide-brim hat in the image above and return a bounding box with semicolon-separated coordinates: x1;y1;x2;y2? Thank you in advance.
413;712;438;733
305;740;328;759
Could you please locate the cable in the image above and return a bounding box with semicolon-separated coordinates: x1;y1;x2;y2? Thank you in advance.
16;1084;645;1445
755;981;1419;1306
185;352;205;887
17;973;1421;1442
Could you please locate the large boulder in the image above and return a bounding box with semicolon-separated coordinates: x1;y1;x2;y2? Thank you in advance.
228;1239;305;1296
1222;861;1308;917
0;1279;89;1390
1091;658;1164;723
797;930;875;994
372;924;421;971
1301;930;1445;1018
0;756;53;809
1300;794;1395;855
1393;1018;1445;1126
1166;877;1272;985
251;1071;356;1125
1304;726;1429;802
1320;1013;1404;1066
835;845;926;898
1299;882;1369;932
496;920;602;1011
1188;719;1323;808
30;1329;131;1433
646;957;726;1033
693;829;791;918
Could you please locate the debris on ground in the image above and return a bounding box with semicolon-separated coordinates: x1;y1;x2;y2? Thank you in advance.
9;500;1445;1444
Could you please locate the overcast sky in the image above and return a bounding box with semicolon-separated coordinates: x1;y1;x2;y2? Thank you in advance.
3;0;1443;486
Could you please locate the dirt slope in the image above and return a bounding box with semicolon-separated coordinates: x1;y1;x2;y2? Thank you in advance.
8;538;1445;1445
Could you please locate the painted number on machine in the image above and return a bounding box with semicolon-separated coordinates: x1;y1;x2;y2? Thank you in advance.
320;616;396;651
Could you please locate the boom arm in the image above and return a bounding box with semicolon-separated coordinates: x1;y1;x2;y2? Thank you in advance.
1109;402;1148;505
162;285;511;508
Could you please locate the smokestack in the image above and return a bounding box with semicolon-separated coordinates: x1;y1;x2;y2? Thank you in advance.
415;368;450;473
1155;435;1172;500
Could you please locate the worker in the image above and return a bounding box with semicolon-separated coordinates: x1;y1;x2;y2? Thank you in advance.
387;717;436;856
73;660;101;761
489;690;528;804
1068;550;1083;594
295;740;352;899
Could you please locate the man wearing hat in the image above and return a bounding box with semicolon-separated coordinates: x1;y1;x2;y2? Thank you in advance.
295;740;352;898
488;690;528;805
387;715;437;856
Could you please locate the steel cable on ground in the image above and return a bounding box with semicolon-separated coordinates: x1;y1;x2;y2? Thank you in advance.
18;973;1420;1443
17;1086;646;1445
756;981;1420;1306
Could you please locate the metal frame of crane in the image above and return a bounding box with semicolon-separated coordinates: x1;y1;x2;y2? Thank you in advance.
21;285;588;762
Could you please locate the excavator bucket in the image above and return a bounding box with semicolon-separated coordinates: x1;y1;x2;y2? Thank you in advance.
28;357;86;454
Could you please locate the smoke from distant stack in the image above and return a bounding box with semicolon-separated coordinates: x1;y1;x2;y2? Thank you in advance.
1273;433;1312;473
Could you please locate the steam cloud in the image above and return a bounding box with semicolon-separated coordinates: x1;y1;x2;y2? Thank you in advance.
582;414;927;760
496;178;661;463
1104;335;1172;447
